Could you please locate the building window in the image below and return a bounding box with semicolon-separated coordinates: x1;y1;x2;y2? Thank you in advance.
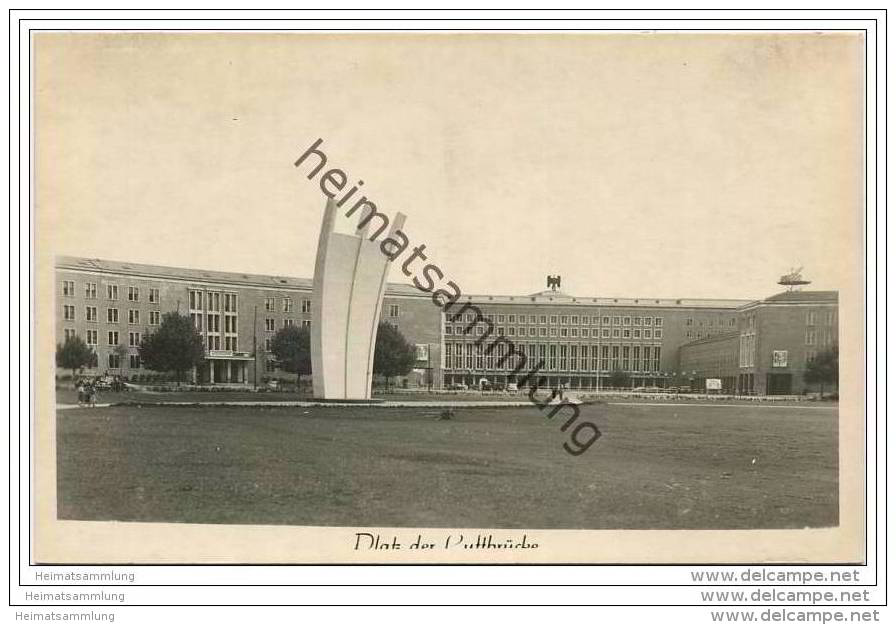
207;291;221;312
149;311;160;325
560;328;567;337
64;328;76;341
644;329;652;339
264;338;272;351
107;331;119;345
128;286;140;302
623;316;631;326
85;282;97;299
223;293;238;313
612;328;620;338
107;308;119;323
622;329;630;338
149;288;160;303
591;329;599;338
806;329;817;345
508;315;516;323
560;315;568;325
265;297;275;312
601;328;610;339
654;329;663;339
106;284;118;300
85;329;97;346
302;319;311;328
128;309;140;324
612;316;620;325
806;311;817;325
633;329;641;339
806;350;817;364
508;327;516;336
655;317;663;326
129;331;141;347
602;316;610;325
284;319;295;327
826;311;835;325
570;328;578;338
445;326;454;335
108;354;121;369
550;315;558;324
62;280;75;297
529;327;536;337
63;305;75;321
301;299;312;314
85;306;97;322
283;297;293;313
644;317;652;326
189;290;203;311
529;315;537;324
265;318;275;332
129;354;141;369
389;305;400;317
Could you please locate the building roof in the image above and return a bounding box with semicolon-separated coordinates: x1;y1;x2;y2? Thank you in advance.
55;255;427;297
763;290;839;303
56;255;793;309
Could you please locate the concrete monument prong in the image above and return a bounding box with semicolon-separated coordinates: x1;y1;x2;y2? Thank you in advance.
310;198;406;400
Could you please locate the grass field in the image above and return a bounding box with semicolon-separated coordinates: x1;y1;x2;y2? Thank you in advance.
56;402;838;529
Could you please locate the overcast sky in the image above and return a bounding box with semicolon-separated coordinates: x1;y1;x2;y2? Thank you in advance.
37;33;864;300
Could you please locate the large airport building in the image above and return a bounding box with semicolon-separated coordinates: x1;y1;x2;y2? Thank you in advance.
55;256;838;395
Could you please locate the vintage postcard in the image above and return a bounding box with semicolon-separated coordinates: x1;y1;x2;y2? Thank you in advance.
34;31;866;564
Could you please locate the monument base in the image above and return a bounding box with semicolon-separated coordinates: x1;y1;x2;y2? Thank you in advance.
308;397;386;405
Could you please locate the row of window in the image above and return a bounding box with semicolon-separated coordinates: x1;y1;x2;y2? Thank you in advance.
189;290;238;313
806;311;837;326
264;318;312;332
449;313;664;327
447;325;663;340
64;328;143;347
62;281;160;303
444;342;662;373
686;317;737;327
63;306;161;325
805;329;836;346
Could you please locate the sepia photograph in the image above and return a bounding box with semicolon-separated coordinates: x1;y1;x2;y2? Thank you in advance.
34;31;865;563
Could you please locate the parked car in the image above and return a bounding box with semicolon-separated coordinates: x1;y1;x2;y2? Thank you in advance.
506;383;519;392
266;379;280;390
448;382;468;391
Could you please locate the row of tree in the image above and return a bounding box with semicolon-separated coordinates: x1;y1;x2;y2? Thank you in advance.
56;312;419;386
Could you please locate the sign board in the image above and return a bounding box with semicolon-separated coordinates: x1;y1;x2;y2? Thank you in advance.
706;378;722;391
415;344;430;362
772;350;788;367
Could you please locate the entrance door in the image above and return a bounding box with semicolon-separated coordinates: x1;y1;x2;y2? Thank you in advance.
766;373;793;395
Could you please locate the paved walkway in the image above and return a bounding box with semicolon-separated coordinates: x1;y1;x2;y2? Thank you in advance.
57;397;584;410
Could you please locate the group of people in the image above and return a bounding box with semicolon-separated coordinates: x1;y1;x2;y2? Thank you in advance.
74;378;99;407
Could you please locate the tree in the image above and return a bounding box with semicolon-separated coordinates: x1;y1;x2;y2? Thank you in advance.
804;344;839;397
139;312;206;383
270;324;311;388
373;322;417;388
607;368;631;389
56;335;97;378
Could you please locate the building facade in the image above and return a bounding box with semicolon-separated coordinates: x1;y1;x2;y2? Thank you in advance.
55;256;442;389
55;256;838;395
679;290;839;395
